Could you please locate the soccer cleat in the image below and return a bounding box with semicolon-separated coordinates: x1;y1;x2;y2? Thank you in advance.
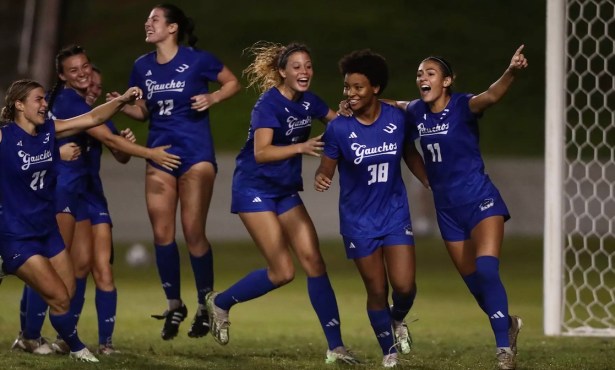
508;315;523;355
13;335;53;355
70;347;100;363
205;291;230;345
325;346;360;364
98;343;120;355
496;347;516;370
10;332;25;351
187;309;210;338
51;338;70;354
382;352;399;368
393;320;413;354
151;303;188;340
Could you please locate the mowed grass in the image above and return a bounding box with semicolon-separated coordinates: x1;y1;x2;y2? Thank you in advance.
0;237;612;369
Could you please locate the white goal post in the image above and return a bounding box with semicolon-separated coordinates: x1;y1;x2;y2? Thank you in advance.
544;0;615;336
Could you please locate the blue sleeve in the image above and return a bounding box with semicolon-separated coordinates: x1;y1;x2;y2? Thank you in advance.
197;50;224;82
251;98;280;130
322;118;341;160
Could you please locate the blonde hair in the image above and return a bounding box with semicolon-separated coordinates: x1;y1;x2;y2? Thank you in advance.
1;79;43;124
242;41;311;94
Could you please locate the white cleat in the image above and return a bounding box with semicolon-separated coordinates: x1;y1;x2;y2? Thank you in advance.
70;347;100;363
325;346;360;364
205;291;230;345
496;347;516;370
508;315;523;355
393;320;413;354
382;352;399;368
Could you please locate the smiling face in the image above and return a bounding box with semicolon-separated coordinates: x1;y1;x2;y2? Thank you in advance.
343;72;380;114
15;87;48;127
85;70;102;106
59;53;91;94
416;59;452;105
144;7;176;44
278;51;313;97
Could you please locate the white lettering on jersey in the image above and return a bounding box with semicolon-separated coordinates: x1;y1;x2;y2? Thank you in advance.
352;142;397;164
286;115;312;136
145;79;186;99
19;150;53;170
302;101;311;110
417;122;449;136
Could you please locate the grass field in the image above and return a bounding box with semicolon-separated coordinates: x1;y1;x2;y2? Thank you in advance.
0;237;612;369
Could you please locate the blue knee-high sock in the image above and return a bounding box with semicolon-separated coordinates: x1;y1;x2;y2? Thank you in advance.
307;274;344;350
70;277;87;326
475;256;510;347
49;311;85;352
23;286;48;340
215;268;277;311
95;288;117;346
367;308;396;355
390;289;417;322
189;247;213;305
462;271;487;314
155;241;181;300
19;285;28;332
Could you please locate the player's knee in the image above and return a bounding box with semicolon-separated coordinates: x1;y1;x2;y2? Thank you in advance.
475;256;501;283
47;292;71;314
268;265;295;286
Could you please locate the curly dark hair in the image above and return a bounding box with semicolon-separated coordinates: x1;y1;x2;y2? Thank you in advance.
338;49;388;95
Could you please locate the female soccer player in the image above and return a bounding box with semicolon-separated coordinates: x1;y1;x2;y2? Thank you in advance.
205;41;357;365
107;4;241;340
0;79;142;362
75;66;136;355
13;45;180;355
399;46;528;370
314;49;426;368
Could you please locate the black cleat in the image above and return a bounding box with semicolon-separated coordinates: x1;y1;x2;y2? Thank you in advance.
152;304;188;340
187;310;210;338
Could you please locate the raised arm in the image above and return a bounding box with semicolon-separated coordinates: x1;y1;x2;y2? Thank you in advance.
105;92;149;121
469;45;528;114
55;87;142;138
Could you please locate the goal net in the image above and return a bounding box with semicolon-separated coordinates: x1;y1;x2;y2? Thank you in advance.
544;0;615;336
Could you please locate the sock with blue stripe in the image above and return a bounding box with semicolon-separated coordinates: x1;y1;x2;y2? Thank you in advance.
95;288;117;345
476;256;510;347
215;268;276;311
462;271;487;313
368;308;396;355
49;310;85;352
155;241;181;300
23;285;48;340
189;247;213;306
390;289;417;322
70;277;87;326
19;285;28;332
307;274;344;350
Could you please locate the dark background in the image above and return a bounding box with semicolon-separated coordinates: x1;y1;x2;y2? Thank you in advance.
58;0;546;156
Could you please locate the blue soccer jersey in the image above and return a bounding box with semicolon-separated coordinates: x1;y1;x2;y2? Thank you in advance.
48;88;90;191
232;88;329;197
129;46;223;164
0;119;59;239
323;102;412;238
406;93;498;209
